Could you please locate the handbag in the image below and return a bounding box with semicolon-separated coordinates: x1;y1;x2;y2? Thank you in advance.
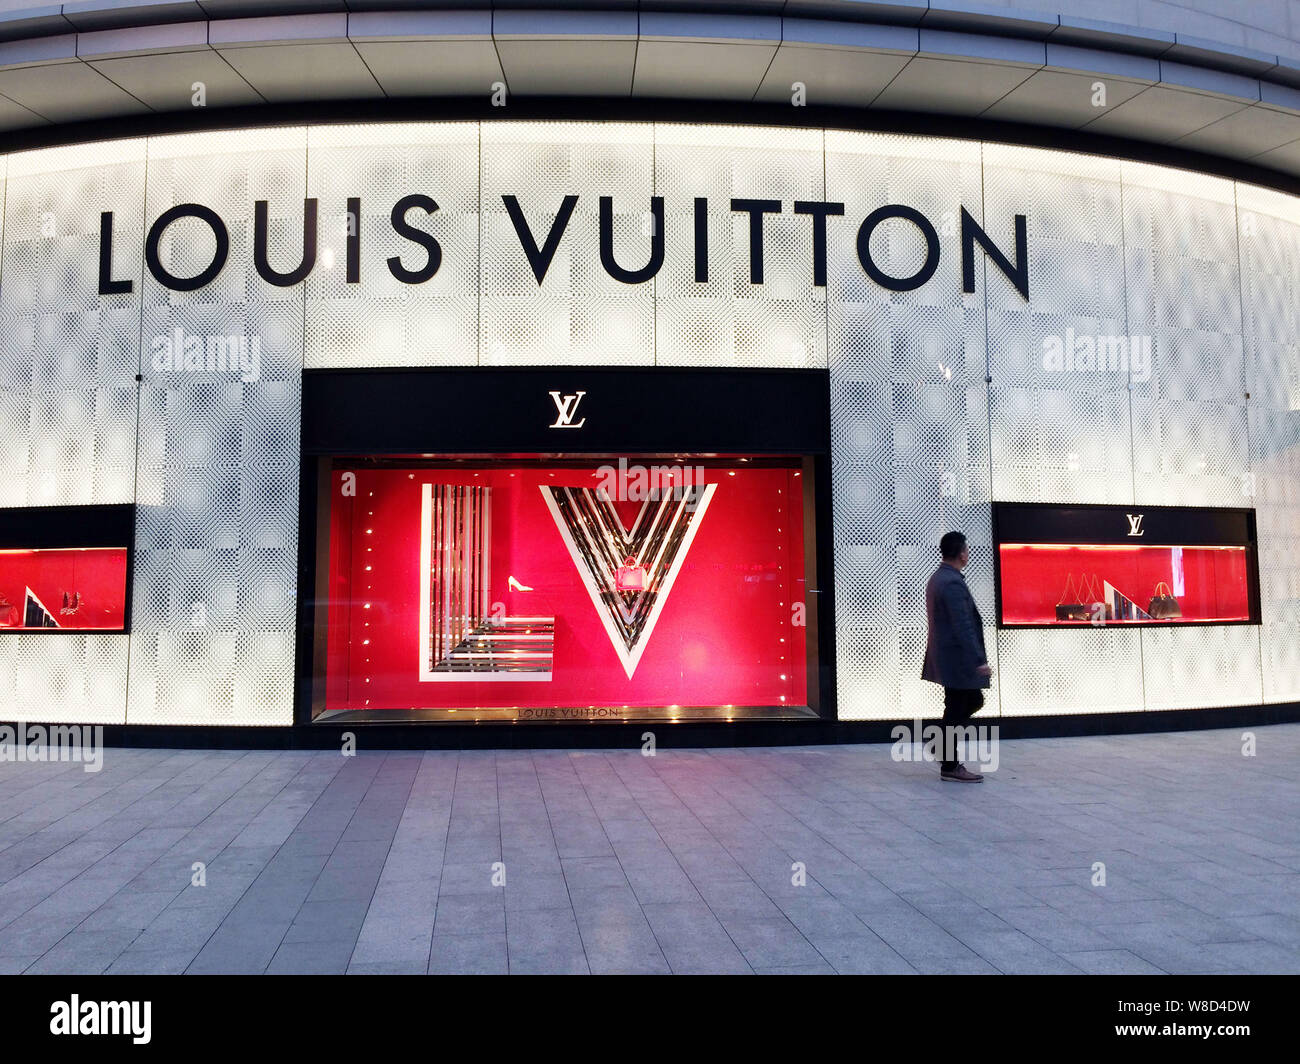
1055;573;1112;622
615;556;646;592
1055;572;1089;621
1083;574;1114;621
1147;581;1182;619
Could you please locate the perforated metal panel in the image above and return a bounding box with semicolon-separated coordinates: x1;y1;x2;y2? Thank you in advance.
305;123;480;369
479;122;655;366
1139;625;1262;711
0;634;127;725
0;141;143;509
127;129;304;726
1237;182;1300;703
1123;162;1249;508
824;132;992;720
655;124;826;368
983;146;1132;506
0;142;138;724
995;628;1144;715
975;147;1150;717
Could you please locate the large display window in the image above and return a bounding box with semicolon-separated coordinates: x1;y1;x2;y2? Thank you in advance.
993;503;1259;627
313;455;817;722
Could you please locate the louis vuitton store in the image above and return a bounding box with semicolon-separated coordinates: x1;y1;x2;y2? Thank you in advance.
0;115;1298;739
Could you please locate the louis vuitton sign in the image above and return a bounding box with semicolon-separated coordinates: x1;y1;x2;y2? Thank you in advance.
97;196;1028;298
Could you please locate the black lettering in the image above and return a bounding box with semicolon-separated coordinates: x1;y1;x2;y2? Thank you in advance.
730;198;782;283
386;194;442;284
856;204;939;291
254;198;317;287
961;206;1028;299
97;212;132;295
793;201;845;286
144;203;229;292
503;194;578;284
346;196;361;284
694;196;709;283
599;196;663;284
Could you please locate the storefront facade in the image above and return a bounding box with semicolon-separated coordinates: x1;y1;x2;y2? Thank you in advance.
0;2;1298;736
0;118;1296;732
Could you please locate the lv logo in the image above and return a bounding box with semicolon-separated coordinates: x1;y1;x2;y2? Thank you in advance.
548;390;587;429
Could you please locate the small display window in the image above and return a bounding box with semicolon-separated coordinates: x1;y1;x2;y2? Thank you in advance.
0;505;134;634
992;504;1260;628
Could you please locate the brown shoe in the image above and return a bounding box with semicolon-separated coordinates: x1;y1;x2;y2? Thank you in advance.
940;764;984;783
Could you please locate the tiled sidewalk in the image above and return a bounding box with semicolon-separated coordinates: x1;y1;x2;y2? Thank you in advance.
1;724;1298;974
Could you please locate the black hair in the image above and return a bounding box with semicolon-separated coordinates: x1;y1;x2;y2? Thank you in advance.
940;531;967;560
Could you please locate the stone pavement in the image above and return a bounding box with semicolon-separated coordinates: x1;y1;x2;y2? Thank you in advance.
1;724;1298;975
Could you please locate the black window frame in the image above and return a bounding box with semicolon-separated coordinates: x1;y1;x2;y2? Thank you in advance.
990;500;1261;630
294;367;836;726
0;503;137;635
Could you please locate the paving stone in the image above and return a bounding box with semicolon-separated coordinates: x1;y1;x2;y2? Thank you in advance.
505;907;588;974
1059;948;1166;975
267;940;355;975
427;932;507;975
434;894;506;936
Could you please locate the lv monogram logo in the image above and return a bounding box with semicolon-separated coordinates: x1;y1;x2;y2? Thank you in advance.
1126;513;1145;537
548;390;587;429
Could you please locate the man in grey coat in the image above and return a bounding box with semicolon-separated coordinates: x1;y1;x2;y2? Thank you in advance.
921;531;992;782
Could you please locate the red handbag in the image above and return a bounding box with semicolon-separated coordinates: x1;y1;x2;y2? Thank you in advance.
615;556;646;591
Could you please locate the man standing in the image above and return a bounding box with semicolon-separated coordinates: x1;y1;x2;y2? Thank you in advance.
921;531;992;782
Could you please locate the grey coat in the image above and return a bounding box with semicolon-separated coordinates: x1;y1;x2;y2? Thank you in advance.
921;562;990;690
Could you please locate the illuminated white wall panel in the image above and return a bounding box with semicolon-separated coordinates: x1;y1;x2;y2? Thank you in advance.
656;124;826;369
825;133;993;721
977;146;1144;721
480;122;656;366
994;628;1144;716
1140;625;1263;711
1123;163;1249;509
982;146;1131;506
0;142;143;509
0;121;1294;727
128;129;305;726
305;123;480;369
1238;182;1300;704
0;143;137;725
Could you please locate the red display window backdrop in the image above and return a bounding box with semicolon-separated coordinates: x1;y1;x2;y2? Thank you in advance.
324;461;809;712
999;543;1251;624
0;547;128;630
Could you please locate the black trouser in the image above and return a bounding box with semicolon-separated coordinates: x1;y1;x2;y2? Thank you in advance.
939;687;985;771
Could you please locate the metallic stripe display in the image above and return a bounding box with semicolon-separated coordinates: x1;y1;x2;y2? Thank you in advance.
417;481;554;681
541;483;716;679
